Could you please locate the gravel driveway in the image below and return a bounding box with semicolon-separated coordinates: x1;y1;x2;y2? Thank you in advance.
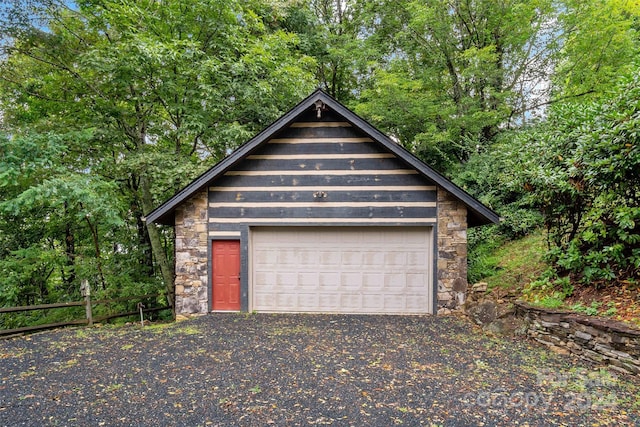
1;314;639;426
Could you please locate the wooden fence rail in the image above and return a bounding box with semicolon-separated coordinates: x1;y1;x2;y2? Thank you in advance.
0;301;85;313
0;293;171;338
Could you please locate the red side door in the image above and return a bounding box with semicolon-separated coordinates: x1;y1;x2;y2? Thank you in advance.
212;240;241;311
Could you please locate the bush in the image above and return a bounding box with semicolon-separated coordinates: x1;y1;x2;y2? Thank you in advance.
467;225;504;284
506;67;640;287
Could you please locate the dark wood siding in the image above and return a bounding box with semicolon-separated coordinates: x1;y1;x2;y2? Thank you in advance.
208;109;438;225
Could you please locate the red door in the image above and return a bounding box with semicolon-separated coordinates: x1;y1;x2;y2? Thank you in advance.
212;240;241;310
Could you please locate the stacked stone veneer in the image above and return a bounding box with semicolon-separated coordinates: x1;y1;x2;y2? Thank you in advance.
174;189;209;315
437;188;468;313
515;302;640;375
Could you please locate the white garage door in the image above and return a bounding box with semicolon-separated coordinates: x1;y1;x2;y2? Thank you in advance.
251;227;433;314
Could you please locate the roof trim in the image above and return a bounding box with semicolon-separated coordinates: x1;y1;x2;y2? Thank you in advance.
146;89;500;226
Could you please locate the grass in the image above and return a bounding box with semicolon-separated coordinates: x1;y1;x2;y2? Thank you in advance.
473;230;547;291
476;230;640;326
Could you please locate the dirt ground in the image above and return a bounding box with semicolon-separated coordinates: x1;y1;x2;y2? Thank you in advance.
1;314;639;426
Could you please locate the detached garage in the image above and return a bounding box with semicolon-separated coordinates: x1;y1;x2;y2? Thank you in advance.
146;89;499;316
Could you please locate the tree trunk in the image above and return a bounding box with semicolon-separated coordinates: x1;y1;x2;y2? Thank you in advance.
139;174;175;312
85;216;107;290
62;202;76;292
136;203;154;276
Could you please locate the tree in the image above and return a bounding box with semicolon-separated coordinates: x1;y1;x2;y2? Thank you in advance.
346;0;639;174
0;130;122;309
350;0;562;171
0;0;316;310
553;0;640;102
504;67;640;285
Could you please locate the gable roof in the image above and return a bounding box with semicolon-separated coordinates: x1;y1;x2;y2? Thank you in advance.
146;89;500;227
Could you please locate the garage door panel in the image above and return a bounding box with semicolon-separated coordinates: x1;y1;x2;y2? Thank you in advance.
407;273;426;288
407;251;425;264
340;272;362;287
276;272;297;286
298;272;319;287
363;252;385;265
319;272;340;288
342;251;363;265
385;252;407;265
275;293;297;308
277;250;299;265
298;293;319;308
319;251;341;265
255;271;274;283
384;295;405;310
256;247;277;261
340;293;362;309
251;227;432;314
254;293;275;309
384;273;406;288
298;250;319;266
363;294;383;309
362;273;384;289
319;293;340;308
406;296;428;310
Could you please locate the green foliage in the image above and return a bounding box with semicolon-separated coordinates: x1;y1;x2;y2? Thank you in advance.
536;295;566;310
285;0;373;102
522;270;574;308
454;134;545;240
354;0;560;171
554;0;640;100
508;67;640;286
1;0;639;327
467;225;504;284
469;230;547;290
0;307;86;330
570;301;602;317
0;0;316;318
568;301;619;318
603;302;618;317
0;130;125;307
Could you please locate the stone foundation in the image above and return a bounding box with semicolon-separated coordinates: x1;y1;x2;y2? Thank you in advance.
174;189;209;315
437;188;468;313
515;302;640;375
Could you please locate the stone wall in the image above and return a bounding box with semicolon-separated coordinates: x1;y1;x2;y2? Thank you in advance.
515;302;640;375
437;188;468;313
174;188;209;316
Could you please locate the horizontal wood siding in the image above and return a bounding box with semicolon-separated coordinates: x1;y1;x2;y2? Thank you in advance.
212;173;429;187
208;110;437;225
208;188;436;202
256;141;387;156
209;206;436;219
234;157;408;171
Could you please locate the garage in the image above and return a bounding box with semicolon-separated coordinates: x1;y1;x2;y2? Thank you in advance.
251;227;433;314
146;89;499;316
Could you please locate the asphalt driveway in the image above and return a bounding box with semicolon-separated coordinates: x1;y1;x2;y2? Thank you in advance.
1;314;639;426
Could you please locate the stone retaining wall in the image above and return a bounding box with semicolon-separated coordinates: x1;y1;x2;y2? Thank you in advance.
514;302;640;375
